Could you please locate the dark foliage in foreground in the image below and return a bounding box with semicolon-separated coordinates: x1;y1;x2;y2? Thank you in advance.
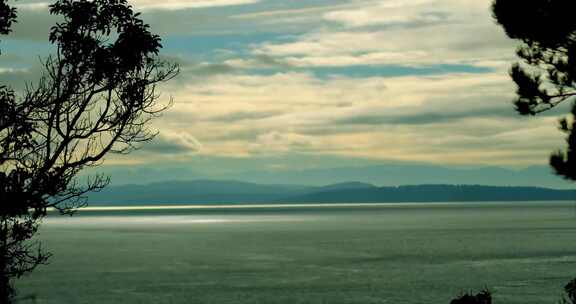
0;0;177;302
450;289;491;304
560;279;576;304
449;279;576;304
492;0;576;181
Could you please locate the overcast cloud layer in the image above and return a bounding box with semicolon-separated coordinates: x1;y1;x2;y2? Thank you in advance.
1;0;567;183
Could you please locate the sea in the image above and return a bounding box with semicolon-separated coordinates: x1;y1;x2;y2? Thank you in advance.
16;201;576;304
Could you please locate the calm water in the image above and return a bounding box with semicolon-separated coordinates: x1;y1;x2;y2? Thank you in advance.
16;201;576;304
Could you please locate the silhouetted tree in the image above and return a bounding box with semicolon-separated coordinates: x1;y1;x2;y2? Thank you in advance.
448;279;576;304
450;289;491;304
458;4;576;304
0;0;178;301
561;279;576;304
492;0;576;181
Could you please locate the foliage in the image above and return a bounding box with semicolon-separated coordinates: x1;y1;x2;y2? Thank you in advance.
449;289;491;304
560;279;576;304
0;0;178;301
492;0;576;181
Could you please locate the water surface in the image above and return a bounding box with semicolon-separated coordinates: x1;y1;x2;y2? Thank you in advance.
18;201;576;304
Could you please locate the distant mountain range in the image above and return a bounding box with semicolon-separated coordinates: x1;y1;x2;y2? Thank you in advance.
86;180;576;206
227;165;571;189
91;164;574;189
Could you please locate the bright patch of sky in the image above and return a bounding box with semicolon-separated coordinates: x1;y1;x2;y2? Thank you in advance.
0;0;566;185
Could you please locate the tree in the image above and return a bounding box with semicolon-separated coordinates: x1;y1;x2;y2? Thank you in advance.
450;289;491;304
0;0;178;301
492;0;576;181
561;279;576;304
489;3;576;304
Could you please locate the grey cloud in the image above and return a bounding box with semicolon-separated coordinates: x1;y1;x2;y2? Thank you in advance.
139;8;297;37
158;54;193;68
188;63;236;76
334;105;518;126
174;54;295;82
7;2;256;42
0;65;45;91
7;3;255;42
155;61;238;88
209;110;283;122
300;124;384;136
367;13;453;31
175;54;293;80
134;0;357;37
249;54;293;68
10;7;59;42
139;133;201;154
209;129;262;141
329;92;546;127
0;53;27;65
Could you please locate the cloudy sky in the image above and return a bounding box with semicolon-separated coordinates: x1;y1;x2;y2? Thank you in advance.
1;0;570;185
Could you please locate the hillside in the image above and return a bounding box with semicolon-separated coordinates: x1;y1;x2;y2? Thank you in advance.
87;180;576;205
279;184;576;203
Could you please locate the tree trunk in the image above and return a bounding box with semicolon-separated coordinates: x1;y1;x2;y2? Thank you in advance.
0;222;13;304
0;271;13;304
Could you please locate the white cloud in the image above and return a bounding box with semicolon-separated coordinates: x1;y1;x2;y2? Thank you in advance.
283;51;429;67
323;0;439;28
255;25;513;67
40;0;554;168
0;68;29;74
13;2;49;11
251;0;515;68
147;68;564;166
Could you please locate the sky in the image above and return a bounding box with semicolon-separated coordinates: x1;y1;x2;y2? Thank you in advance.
0;0;571;186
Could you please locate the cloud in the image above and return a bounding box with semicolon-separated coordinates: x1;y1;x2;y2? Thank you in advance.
6;5;58;41
4;0;265;42
144;67;566;166
254;27;513;68
1;0;563;170
131;0;260;11
248;131;317;154
13;2;49;11
178;63;237;79
250;0;515;68
209;110;284;122
0;65;45;90
323;1;448;28
334;106;514;126
140;132;202;154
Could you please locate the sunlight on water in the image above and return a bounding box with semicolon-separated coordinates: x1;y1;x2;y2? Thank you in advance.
43;215;310;226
